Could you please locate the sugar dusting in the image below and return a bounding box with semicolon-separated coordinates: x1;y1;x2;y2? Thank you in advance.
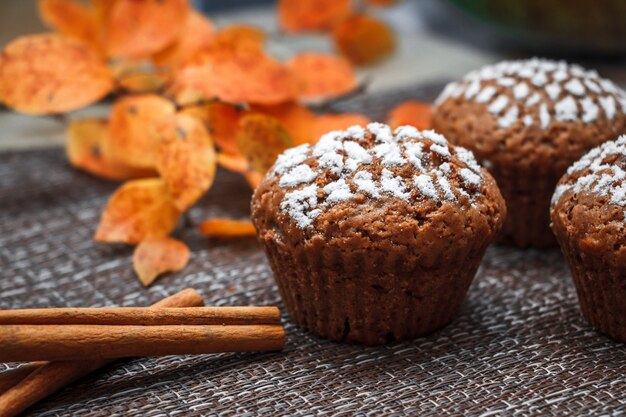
380;169;410;200
353;171;380;198
551;135;626;221
435;58;626;130
280;184;320;228
272;123;486;229
323;179;354;203
414;174;439;201
273;144;310;174
372;142;406;166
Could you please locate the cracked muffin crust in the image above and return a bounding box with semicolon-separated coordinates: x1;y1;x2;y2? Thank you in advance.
251;123;506;345
551;135;626;342
432;58;626;247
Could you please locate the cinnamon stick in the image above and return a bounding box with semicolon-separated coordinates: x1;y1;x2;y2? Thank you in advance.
0;306;280;326
0;324;285;362
0;288;204;417
0;363;45;393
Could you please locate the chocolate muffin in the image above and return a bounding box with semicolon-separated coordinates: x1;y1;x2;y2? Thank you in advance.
551;135;626;342
432;58;626;247
251;123;506;345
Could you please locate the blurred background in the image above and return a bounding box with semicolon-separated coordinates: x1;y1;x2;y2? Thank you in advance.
1;0;625;150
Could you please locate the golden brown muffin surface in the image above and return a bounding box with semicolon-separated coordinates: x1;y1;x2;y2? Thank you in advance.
251;123;506;344
432;58;626;247
252;124;505;254
551;135;626;342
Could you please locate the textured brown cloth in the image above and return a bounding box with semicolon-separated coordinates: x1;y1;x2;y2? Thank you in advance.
0;85;625;416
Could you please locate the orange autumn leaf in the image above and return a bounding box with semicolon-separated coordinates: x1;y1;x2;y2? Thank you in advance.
38;0;103;51
155;113;217;211
0;34;113;115
244;171;264;189
109;59;144;80
116;70;166;94
180;102;243;155
236;113;294;173
216;153;263;189
170;46;297;105
133;236;190;286
153;9;216;67
105;0;189;59
67;118;155;181
366;0;399;5
91;0;115;24
105;94;176;169
252;103;316;145
311;113;371;141
287;53;357;101
217;152;249;173
333;14;395;65
95;178;181;244
387;100;432;130
279;0;352;33
248;105;369;146
213;24;265;51
199;219;256;238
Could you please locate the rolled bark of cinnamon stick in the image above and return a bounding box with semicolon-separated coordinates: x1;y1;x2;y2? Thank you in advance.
0;288;204;417
0;324;285;362
0;363;45;394
0;306;281;326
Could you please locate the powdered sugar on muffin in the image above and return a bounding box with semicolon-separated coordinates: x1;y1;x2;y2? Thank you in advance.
252;124;506;345
270;123;486;229
435;58;626;129
552;135;626;220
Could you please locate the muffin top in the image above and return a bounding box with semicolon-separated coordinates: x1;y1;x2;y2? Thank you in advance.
551;135;626;255
432;58;626;171
252;123;505;249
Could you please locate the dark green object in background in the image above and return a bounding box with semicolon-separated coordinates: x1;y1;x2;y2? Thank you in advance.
449;0;626;55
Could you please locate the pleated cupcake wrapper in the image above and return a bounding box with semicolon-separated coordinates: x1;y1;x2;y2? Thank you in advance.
556;234;626;343
492;167;561;248
262;237;490;345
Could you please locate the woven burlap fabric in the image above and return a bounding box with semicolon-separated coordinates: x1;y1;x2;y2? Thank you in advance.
1;85;625;416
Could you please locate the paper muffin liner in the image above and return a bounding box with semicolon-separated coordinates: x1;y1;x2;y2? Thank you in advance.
491;166;559;248
262;235;490;345
555;234;626;343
